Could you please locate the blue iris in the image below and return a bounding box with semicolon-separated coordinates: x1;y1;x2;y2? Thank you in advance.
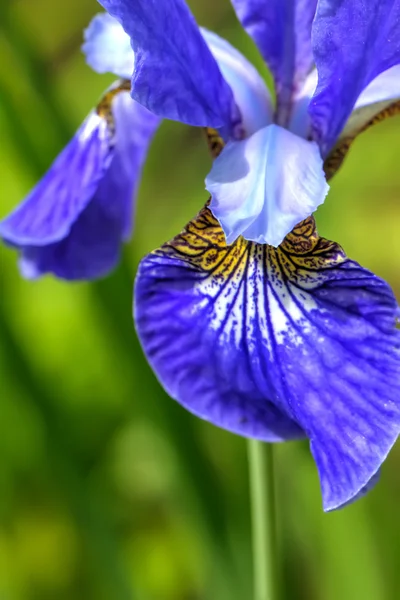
1;0;400;511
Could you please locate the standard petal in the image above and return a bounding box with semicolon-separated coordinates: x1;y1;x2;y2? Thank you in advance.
206;124;328;247
83;12;134;79
98;0;238;129
288;69;317;138
134;206;400;510
201;29;272;136
0;113;112;246
339;65;400;140
310;0;400;156
1;90;160;280
230;1;318;122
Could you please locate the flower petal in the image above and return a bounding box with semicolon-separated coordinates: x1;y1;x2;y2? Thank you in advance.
134;206;400;510
1;88;160;280
230;1;318;122
0;113;112;246
82;12;134;79
201;28;272;136
205;124;329;247
18;194;128;281
339;65;400;140
288;69;317;138
98;1;238;129
310;0;400;156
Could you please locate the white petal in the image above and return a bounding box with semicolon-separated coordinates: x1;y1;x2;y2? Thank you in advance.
82;13;134;79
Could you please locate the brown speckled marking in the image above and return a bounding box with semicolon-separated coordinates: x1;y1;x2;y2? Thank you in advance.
96;79;131;134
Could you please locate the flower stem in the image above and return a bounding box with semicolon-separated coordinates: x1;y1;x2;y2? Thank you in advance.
248;440;279;600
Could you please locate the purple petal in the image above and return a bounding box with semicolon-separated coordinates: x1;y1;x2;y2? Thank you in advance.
19;193;128;280
98;0;238;129
310;0;400;156
230;1;318;122
340;65;400;140
206;124;329;247
134;208;400;510
135;210;305;442
0;114;112;245
1;91;160;280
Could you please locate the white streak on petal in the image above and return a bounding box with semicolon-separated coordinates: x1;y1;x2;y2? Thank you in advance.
79;113;105;143
289;69;318;138
206;124;329;247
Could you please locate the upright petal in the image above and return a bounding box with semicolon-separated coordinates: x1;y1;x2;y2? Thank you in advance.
230;1;318;122
83;12;134;79
135;206;400;510
206;124;328;247
339;65;400;140
98;1;238;129
1;87;160;280
310;0;400;156
288;69;317;138
201;29;273;136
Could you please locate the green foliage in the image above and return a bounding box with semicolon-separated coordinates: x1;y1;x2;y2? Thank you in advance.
0;1;399;599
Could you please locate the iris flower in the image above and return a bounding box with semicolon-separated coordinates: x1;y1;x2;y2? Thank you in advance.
1;0;400;510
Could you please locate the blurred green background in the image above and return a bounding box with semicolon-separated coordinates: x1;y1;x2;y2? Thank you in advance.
0;1;399;599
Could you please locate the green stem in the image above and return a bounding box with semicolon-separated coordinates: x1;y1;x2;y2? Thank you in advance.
248;440;279;600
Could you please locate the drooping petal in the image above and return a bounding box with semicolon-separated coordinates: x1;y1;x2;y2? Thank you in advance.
98;1;238;130
135;207;305;443
0;113;112;246
134;206;400;510
310;0;400;156
230;1;318;122
19;193;129;280
1;89;160;280
205;124;329;247
83;12;134;79
339;65;400;140
201;29;272;136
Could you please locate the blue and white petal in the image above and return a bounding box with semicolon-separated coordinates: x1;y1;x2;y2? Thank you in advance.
98;1;238;129
206;124;329;247
83;12;134;79
288;69;317;139
134;207;400;510
1;88;160;280
339;65;400;140
310;0;400;156
201;29;273;136
0;113;112;246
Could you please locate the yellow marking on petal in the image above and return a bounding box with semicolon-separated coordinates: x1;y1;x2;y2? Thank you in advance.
204;128;225;158
324;100;400;180
158;203;346;284
199;115;343;274
96;79;131;133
